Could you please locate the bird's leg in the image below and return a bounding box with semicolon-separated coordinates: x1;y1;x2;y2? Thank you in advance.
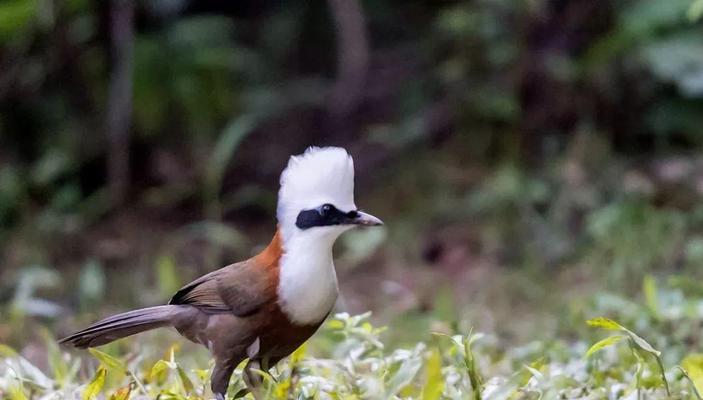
211;358;236;400
243;359;264;400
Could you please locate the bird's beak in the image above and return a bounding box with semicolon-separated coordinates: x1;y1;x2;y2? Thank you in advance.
352;210;383;226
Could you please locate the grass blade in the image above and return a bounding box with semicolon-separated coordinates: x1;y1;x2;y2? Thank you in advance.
586;335;626;358
82;366;107;400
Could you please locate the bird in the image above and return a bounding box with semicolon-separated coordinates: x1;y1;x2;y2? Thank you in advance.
59;146;383;399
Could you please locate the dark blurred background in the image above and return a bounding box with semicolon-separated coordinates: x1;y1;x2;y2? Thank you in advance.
2;0;703;349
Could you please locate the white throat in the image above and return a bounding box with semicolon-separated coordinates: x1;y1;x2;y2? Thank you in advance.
277;228;345;325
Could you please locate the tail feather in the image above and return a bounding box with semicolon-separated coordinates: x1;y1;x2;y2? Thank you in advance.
59;305;180;348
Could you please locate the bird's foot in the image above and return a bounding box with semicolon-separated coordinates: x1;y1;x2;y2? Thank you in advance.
215;392;226;400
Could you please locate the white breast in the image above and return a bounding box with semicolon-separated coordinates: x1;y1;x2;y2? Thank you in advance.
277;232;340;325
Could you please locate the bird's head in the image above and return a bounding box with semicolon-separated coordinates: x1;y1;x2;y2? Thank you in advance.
277;146;382;244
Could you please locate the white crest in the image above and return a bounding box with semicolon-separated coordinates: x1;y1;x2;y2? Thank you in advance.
276;146;356;324
277;146;356;240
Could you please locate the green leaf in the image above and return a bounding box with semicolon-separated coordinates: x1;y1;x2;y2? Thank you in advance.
586;316;667;393
89;348;126;372
40;327;71;386
483;370;521;400
150;359;170;381
290;342;306;365
0;343;18;357
463;334;483;400
0;0;37;41
177;366;194;394
422;348;444;400
152;391;186;400
8;384;28;400
655;354;671;396
82;366;107;400
384;344;425;397
627;331;661;357
682;354;703;394
523;364;544;381
386;356;423;397
586;317;625;331
326;319;345;330
632;345;644;394
688;0;703;21
643;275;659;317
586;335;627;358
587;317;660;356
679;365;703;400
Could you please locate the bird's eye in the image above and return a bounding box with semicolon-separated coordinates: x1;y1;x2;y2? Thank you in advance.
320;204;333;215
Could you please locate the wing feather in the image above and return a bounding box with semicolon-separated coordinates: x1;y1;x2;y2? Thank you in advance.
169;260;273;316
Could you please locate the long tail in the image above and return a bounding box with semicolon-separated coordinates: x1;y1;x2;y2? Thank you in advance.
59;305;181;348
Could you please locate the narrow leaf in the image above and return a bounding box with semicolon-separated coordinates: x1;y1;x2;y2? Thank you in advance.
523;364;544;381
177;366;194;394
82;366;107;400
290;342;306;365
682;354;703;396
655;355;671;396
150;359;170;381
627;331;661;356
89;348;126;372
422;348;444;400
586;317;625;331
464;335;483;400
586;335;627;358
679;366;703;400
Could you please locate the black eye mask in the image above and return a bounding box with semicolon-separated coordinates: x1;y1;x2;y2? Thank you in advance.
295;204;359;229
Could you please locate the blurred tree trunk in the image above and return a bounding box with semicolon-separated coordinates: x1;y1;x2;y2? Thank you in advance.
106;0;135;206
518;0;613;165
326;0;369;141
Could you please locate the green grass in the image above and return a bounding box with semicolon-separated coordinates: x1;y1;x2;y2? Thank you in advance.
3;277;703;399
5;155;703;399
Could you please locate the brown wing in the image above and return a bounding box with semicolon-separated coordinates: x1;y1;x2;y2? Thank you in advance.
169;260;274;316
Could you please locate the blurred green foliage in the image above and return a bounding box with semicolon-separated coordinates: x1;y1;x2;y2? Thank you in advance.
2;0;703;397
5;293;703;399
0;0;702;230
